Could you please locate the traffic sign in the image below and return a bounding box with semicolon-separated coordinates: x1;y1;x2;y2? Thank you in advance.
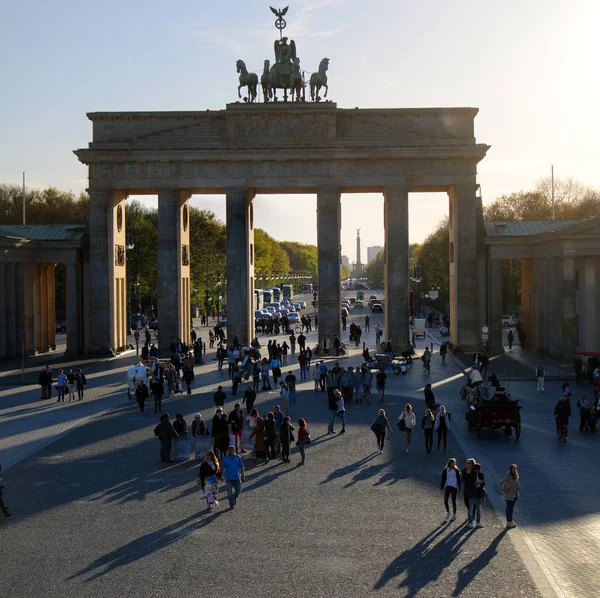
480;325;489;335
19;331;26;339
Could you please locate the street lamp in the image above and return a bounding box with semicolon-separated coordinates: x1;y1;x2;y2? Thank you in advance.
410;265;422;318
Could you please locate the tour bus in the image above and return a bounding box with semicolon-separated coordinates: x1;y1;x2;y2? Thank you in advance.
263;289;273;305
282;284;294;300
304;283;313;294
254;289;264;310
271;287;281;301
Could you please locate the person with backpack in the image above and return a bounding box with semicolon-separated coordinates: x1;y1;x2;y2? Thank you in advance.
421;409;435;453
439;342;448;364
398;404;417;452
434;405;450;451
296;418;311;465
421;348;431;373
440;458;461;523
465;462;486;528
371;408;393;454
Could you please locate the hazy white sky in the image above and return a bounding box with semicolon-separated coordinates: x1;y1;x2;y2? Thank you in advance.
1;0;598;257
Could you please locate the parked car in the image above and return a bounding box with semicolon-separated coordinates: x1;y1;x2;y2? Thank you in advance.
281;299;291;307
348;297;356;305
265;306;276;314
341;307;349;317
55;322;67;333
502;314;518;327
255;310;270;321
288;312;300;323
293;303;303;311
298;301;306;309
279;308;290;316
371;303;383;313
354;300;364;309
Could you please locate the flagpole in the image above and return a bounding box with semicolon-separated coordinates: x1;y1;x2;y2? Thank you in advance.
22;171;26;225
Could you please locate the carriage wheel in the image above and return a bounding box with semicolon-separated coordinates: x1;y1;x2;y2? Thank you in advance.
515;420;521;441
393;367;400;376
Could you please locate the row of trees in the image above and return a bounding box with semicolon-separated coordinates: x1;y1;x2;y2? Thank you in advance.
364;176;600;315
0;185;319;314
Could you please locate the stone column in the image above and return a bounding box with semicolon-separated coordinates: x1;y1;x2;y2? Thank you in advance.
579;258;600;351
449;185;480;351
383;186;409;349
0;264;6;359
561;257;577;358
157;189;192;348
520;259;532;349
487;259;503;353
47;264;56;350
40;263;49;352
317;188;341;347
33;264;42;351
6;262;17;358
66;262;80;356
88;190;111;353
22;262;35;355
226;189;254;347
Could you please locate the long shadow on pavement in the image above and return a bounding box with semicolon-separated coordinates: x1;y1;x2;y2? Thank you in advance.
68;510;224;581
375;522;471;596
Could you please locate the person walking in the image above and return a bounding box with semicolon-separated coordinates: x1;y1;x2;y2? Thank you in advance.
422;409;435;453
285;371;297;405
499;464;520;528
154;413;178;464
362;366;373;404
465;462;486;529
376;369;386;403
461;458;476;511
398;404;417;452
434;405;450;451
536;364;545;393
507;329;514;350
183;364;195;395
135;380;149;412
76;368;87;400
279;416;295;462
198;450;222;510
371;408;393;454
228;403;244;454
327;387;339;434
424;384;436;412
296;418;310;465
151;374;164;413
66;370;76;401
365;314;370;331
312;364;321;391
211;408;230;459
334;389;346;434
56;369;67;402
221;446;246;509
242;384;256;418
265;412;278;460
213;385;227;408
319;360;328;392
260;360;272;390
440;458;461;523
298;351;307;381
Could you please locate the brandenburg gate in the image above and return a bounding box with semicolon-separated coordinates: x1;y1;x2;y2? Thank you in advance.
75;102;488;353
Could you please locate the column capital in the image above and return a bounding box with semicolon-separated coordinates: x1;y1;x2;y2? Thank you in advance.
451;183;480;194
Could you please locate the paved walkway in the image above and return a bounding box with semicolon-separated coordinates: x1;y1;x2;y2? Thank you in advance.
0;321;597;597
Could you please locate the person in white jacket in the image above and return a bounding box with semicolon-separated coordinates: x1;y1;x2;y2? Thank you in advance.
434;405;451;452
398;404;417;452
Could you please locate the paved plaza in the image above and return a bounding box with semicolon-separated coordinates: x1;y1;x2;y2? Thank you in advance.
0;314;597;597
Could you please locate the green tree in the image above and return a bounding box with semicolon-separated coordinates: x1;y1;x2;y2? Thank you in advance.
341;262;351;279
253;229;290;274
365;248;385;286
279;241;318;273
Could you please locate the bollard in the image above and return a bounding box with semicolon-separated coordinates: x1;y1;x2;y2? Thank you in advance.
431;341;433;352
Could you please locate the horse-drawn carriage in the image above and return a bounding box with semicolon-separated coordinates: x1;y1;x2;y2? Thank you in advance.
126;359;169;399
461;370;521;440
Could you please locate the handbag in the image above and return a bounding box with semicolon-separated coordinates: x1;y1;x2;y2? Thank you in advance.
397;417;406;431
304;429;311;444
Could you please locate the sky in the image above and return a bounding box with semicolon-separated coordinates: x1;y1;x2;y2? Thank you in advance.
1;0;599;260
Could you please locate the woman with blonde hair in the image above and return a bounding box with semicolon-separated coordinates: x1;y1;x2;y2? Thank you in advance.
499;464;520;527
371;408;393;454
398;403;417;453
421;409;435;453
440;458;461;523
198;450;222;510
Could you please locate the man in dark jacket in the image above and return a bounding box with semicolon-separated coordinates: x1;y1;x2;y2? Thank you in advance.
214;385;227;408
211;408;230;458
39;366;52;400
554;396;571;437
242;385;256;417
228;403;245;454
154;413;178;464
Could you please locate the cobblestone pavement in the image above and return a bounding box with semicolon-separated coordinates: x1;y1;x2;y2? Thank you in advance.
0;328;544;597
